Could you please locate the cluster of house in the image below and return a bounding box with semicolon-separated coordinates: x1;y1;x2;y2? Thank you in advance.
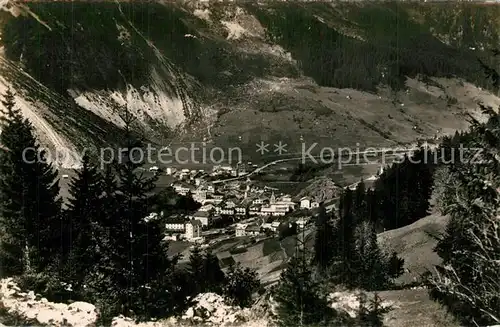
159;162;257;181
162;188;319;242
234;216;312;238
152;163;323;243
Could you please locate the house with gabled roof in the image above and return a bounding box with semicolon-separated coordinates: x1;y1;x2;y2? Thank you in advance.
164;215;187;232
198;203;215;213
235;223;248;237
172;181;196;196
249;205;260;216
300;196;311;209
235;205;246;216
185;219;202;240
245;224;261;236
190;210;212;226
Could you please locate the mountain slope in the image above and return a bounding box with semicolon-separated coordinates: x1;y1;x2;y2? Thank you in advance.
0;1;499;166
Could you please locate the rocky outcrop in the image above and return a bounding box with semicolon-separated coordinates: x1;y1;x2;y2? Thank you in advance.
0;278;421;327
178;292;264;326
296;177;341;203
0;279;270;327
328;291;395;318
111;293;272;327
0;278;98;327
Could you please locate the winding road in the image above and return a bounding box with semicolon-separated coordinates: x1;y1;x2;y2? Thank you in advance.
212;146;427;184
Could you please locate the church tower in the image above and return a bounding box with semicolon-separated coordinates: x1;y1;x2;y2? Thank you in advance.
270;191;276;204
244;177;251;199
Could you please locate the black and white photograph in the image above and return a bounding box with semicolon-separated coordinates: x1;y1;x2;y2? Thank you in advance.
0;0;499;326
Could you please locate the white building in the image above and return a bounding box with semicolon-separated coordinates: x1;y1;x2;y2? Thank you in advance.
221;165;233;172
193;190;207;203
164;217;186;232
235;223;248;237
204;193;224;205
221;208;235;215
271;221;281;232
259;203;289;216
164;234;180;241
225;201;236;209
213;194;224;201
300;197;311;209
166;167;177;175
252;198;266;205
245;225;261;236
199;204;215;212
296;217;310;229
185;220;202;240
261;222;273;231
190;210;212;226
172;182;195;196
235;206;246;215
249;206;260;216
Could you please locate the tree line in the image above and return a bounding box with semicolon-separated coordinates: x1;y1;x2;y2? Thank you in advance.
427;105;500;326
271;203;396;327
270;145;440;326
3;82;499;326
0;89;260;324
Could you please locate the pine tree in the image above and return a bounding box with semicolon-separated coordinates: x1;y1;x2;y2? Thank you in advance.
331;191;404;290
333;189;358;286
429;107;500;326
313;204;336;272
92;105;179;321
353;180;366;223
0;88;62;276
274;231;339;327
224;263;260;308
372;148;433;231
351;221;391;290
63;154;104;293
357;293;390;327
203;250;226;294
187;245;207;295
187;246;226;295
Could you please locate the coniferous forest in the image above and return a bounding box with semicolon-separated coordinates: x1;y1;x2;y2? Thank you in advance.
1;85;500;325
0;90;261;324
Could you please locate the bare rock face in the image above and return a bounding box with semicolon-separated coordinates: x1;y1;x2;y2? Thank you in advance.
0;279;398;327
111;293;272;327
296;177;341;203
328;291;395;318
0;278;98;327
